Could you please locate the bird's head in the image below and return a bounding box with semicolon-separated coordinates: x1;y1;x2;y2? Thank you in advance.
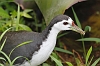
51;15;85;35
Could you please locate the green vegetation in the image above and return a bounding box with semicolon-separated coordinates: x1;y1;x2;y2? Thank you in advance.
0;0;100;66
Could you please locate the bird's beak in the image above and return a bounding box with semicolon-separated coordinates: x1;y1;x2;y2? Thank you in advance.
70;22;85;35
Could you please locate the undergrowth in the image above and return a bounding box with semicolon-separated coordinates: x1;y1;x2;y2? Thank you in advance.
0;1;100;66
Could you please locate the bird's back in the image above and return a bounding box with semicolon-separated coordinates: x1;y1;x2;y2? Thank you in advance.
0;31;43;64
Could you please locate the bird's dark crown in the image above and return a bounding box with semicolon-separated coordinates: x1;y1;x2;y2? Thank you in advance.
42;15;69;39
49;15;69;26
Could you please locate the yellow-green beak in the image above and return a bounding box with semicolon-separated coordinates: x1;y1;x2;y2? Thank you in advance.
71;22;85;35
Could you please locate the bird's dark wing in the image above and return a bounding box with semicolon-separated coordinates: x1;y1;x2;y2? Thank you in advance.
0;31;43;64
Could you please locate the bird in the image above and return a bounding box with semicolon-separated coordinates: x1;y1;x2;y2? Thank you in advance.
0;15;85;66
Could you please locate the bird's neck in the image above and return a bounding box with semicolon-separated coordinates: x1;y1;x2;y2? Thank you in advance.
42;26;60;41
46;26;60;41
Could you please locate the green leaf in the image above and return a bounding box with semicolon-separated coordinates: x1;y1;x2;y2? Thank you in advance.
19;24;32;31
54;47;73;55
16;4;20;31
0;7;9;18
0;38;7;51
77;38;100;43
84;26;91;32
57;32;69;39
21;11;32;18
0;27;12;41
0;57;6;61
75;58;81;66
66;62;73;66
50;55;63;66
42;63;50;66
51;52;60;60
91;57;100;66
0;63;4;66
72;7;81;28
87;56;94;66
85;46;92;65
0;51;12;66
35;0;85;25
23;9;33;13
12;56;30;65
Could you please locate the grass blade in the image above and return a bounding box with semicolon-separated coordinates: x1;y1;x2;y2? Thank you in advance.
16;4;20;31
0;57;6;61
54;47;73;55
9;41;32;57
12;56;30;65
72;7;82;28
57;32;69;39
85;46;92;65
87;56;94;66
0;27;12;41
0;51;12;66
72;7;86;58
66;62;73;66
77;38;100;43
91;57;100;66
0;63;4;66
50;55;63;66
0;38;7;51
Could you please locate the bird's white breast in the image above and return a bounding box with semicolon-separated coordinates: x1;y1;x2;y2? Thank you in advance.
18;27;60;66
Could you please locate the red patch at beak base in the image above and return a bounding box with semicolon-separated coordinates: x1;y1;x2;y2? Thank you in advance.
72;22;76;26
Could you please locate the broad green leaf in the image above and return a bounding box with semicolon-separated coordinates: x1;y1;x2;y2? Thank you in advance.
35;0;85;25
85;46;92;65
66;62;73;66
21;12;32;18
0;7;9;18
50;55;63;66
54;47;73;55
19;24;32;31
21;9;32;18
77;38;100;43
91;57;100;66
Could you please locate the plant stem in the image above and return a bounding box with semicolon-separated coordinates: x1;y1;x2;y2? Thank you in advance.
81;35;86;59
16;4;20;31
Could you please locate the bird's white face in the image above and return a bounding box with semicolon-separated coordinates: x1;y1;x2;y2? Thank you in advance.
53;17;85;35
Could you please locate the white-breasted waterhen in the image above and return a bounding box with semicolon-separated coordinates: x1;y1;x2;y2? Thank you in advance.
0;15;85;66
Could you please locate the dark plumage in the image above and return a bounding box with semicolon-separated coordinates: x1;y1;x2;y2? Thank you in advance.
0;31;42;64
0;15;85;66
0;15;69;64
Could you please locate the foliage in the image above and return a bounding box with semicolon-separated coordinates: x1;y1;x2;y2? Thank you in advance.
71;8;100;66
77;38;100;43
35;0;85;25
0;0;100;66
0;2;32;32
0;28;32;66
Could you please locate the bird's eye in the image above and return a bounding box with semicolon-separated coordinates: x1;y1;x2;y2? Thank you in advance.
63;22;68;25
